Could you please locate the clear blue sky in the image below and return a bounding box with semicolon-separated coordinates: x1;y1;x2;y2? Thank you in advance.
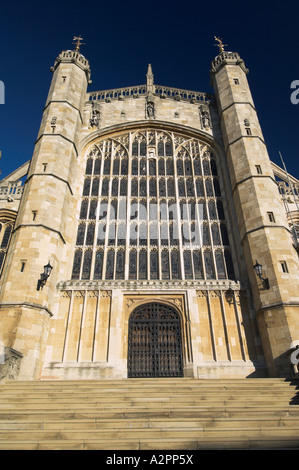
0;0;298;180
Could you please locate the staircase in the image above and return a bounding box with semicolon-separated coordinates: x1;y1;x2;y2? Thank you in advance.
1;378;299;450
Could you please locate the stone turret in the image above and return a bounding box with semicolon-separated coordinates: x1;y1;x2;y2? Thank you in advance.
0;46;91;380
210;49;299;376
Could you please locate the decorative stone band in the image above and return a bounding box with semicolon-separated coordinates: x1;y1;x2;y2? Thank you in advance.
88;85;213;104
57;278;242;291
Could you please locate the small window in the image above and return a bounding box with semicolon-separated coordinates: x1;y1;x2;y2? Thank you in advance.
267;212;276;223
20;261;26;272
280;261;289;273
245;127;252;135
256;165;262;174
32;211;37;221
233;78;239;85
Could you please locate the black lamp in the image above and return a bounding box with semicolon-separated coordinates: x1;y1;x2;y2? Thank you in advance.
253;261;270;290
37;262;53;291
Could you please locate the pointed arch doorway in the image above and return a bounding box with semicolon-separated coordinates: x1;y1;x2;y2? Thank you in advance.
128;302;184;378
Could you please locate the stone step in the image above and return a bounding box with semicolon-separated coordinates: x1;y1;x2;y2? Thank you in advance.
1;378;298;450
1;416;299;430
0;378;291;387
1;385;296;394
1;406;299;421
1;435;299;450
0;378;292;391
1;425;299;442
0;391;297;401
1;400;297;411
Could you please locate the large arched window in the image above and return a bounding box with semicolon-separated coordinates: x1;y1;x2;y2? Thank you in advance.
0;214;15;276
71;130;235;281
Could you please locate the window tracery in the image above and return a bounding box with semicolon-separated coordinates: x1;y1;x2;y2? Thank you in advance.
71;130;235;281
0;221;14;275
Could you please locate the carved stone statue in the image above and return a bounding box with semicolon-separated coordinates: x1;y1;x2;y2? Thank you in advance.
199;105;211;129
147;101;155;119
90;102;100;128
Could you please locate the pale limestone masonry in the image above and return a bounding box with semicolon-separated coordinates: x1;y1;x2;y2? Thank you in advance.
0;46;298;382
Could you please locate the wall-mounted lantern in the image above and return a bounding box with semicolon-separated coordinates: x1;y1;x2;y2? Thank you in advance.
253;260;270;290
37;262;53;291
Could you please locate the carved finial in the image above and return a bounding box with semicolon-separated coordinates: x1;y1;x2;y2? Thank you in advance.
214;36;227;53
72;35;85;51
146;64;154;93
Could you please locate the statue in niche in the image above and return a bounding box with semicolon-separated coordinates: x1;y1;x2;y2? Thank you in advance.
148;147;156;158
146;96;155;119
90;102;100;128
199;105;211;129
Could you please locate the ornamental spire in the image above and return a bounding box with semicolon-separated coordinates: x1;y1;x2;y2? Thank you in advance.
146;64;154;93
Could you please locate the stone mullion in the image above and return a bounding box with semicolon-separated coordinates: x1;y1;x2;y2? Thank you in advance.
210;173;225;281
146;174;150;280
173;139;184;280
205;168;218;280
189;144;197;279
102;142;113;280
198;146;208;280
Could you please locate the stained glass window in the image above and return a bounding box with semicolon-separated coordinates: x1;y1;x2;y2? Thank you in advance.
80;200;88;219
150;250;159;279
85;224;95;246
184;250;193;279
139;250;147;279
211;224;221;245
204;250;215;279
215;250;226;279
83;178;91;196
91;179;99;196
76;223;85;245
89;200;97;219
82;250;92;279
86;158;93;174
105;249;115;279
94;249;104;279
129;250;137;279
71;131;235;281
115;250;125;279
193;250;203;279
193;159;201;175
161;250;170;279
171;250;180;279
72;250;82;279
94;158;101;175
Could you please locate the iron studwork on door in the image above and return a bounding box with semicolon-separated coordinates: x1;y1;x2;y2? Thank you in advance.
128;302;184;378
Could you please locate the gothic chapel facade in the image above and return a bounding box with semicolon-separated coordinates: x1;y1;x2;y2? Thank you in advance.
0;41;299;382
